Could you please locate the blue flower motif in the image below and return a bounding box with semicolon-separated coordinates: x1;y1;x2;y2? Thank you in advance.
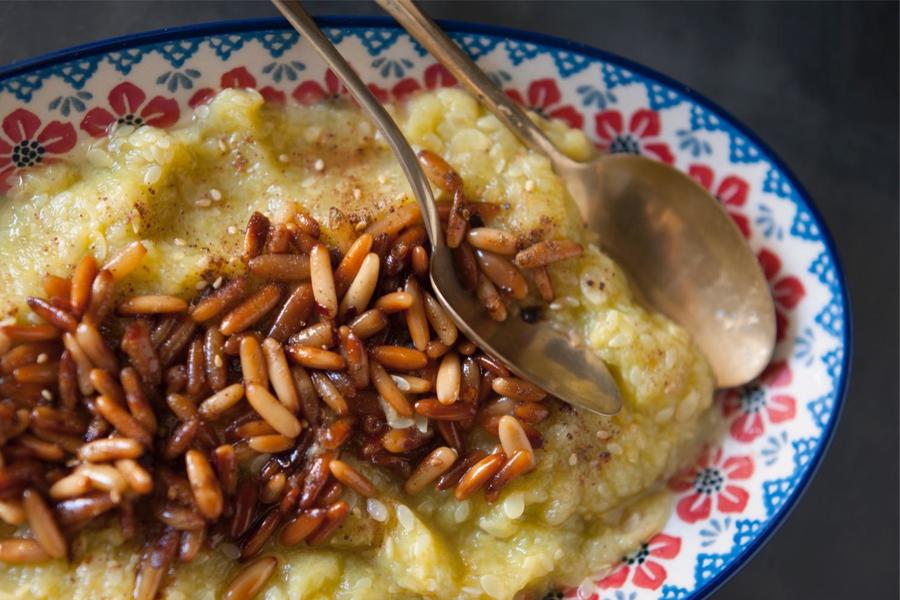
48;91;93;116
371;57;414;78
760;431;789;466
261;60;306;83
576;84;617;109
793;327;816;367
156;69;201;93
755;205;783;240
676;128;712;158
698;517;732;547
487;70;512;87
604;591;637;600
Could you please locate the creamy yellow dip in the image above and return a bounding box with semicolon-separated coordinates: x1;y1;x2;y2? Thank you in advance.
0;89;717;600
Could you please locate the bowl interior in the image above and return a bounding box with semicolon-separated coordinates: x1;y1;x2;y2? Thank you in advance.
0;18;848;599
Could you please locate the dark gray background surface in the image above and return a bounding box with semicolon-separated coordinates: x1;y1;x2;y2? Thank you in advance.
1;2;897;598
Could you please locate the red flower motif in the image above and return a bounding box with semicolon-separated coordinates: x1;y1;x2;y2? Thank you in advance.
80;82;180;138
757;248;806;341
0;108;76;191
391;63;458;102
505;78;584;129
594;108;674;164
190;66;285;108
292;64;455;106
722;360;796;442
669;448;753;523
689;164;751;238
597;533;681;591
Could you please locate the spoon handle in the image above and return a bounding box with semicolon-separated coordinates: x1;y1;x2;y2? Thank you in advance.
271;0;443;246
376;0;572;167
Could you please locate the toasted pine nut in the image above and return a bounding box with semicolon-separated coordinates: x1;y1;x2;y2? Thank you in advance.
307;500;350;545
374;291;413;313
329;459;375;497
22;489;66;559
498;415;535;469
118;295;187;315
0;538;51;564
348;309;388;339
103;241;147;280
0;324;59;342
75;322;117;373
411;245;429;279
417;149;463;193
239;335;268;388
531;266;554;302
95;395;152;447
49;471;92;500
0;499;25;526
248;253;310;280
287;321;334;348
186;449;224;520
404;446;458;494
246;383;302;438
220;284;282;336
309;371;348;415
338;326;368;389
485;449;535;502
423;293;458;346
414;398;475;421
286;345;345;371
476;274;507;321
404;276;429;351
369;360;412;417
71;254;98;316
436;352;461;405
467;227;518;255
224;556;278;600
198;383;245;420
78;463;127;494
475;249;528;300
390;374;432;394
280;509;326;546
192;276;250;322
334;234;373;297
115;459;153;494
491;377;547;402
514;239;583;268
310;244;337;319
77;437;144;462
248;434;294;454
370;346;428;371
454;452;505;500
26;297;77;332
166;393;198;420
364;203;421;238
338;253;380;319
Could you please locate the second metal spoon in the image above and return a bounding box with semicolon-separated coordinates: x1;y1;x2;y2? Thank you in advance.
272;0;623;415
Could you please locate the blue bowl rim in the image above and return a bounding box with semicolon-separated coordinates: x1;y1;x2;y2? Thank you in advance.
0;15;851;599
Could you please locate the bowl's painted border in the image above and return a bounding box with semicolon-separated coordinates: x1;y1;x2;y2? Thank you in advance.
0;16;851;599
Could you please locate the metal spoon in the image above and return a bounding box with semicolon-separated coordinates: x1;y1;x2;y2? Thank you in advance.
375;0;776;388
271;0;622;415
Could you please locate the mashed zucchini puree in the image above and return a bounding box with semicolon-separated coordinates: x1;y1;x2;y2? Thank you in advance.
0;89;717;599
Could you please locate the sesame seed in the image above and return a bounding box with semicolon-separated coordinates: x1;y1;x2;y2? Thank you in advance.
278;154;289;163
227;226;238;235
395;505;414;530
131;221;140;235
41;389;53;401
366;498;389;522
568;453;578;466
195;280;208;291
217;139;228;153
354;221;367;232
36;353;48;364
212;276;224;289
197;256;209;269
195;198;212;208
209;188;222;201
352;188;362;200
313;158;325;172
524;179;535;192
214;355;224;368
143;165;162;185
173;238;186;247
